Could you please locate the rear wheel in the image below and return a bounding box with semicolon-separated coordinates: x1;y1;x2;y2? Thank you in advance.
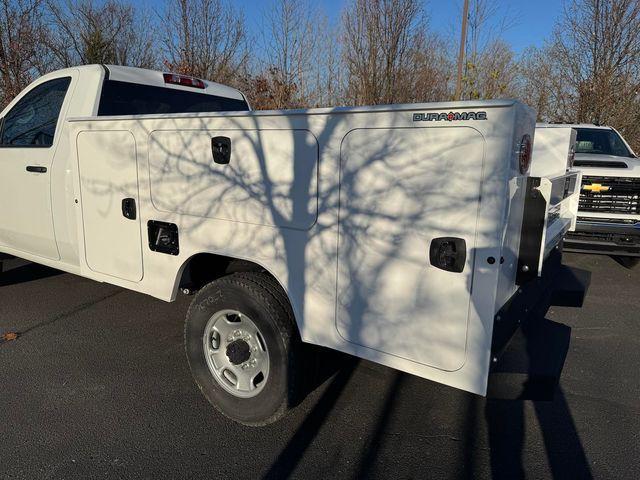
184;272;300;426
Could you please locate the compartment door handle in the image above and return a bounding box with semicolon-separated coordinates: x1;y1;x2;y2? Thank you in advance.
121;198;137;220
429;237;467;273
211;136;231;165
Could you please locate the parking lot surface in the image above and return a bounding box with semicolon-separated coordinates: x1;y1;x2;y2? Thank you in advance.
0;253;638;479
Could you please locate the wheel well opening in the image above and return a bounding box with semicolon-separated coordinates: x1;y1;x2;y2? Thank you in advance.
179;253;267;292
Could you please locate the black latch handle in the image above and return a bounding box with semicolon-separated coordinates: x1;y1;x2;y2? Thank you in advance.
429;237;467;273
26;165;47;173
211;136;231;165
121;198;137;220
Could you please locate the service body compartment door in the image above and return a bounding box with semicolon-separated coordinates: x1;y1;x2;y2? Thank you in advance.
77;131;143;282
147;129;318;230
337;127;484;371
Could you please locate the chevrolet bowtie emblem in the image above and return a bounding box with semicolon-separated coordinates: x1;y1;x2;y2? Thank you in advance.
583;183;610;193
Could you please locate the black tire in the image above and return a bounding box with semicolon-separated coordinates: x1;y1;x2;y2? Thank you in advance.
184;272;300;426
612;256;640;269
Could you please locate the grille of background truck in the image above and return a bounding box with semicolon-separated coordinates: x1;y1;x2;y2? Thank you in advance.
576;217;638;225
579;176;640;214
567;230;640;246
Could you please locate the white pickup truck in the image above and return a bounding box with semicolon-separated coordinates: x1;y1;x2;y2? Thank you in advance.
557;124;640;266
0;65;581;425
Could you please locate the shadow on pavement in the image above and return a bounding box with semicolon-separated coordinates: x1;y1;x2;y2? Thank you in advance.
261;259;594;479
610;255;640;270
485;262;593;479
0;259;121;344
354;373;404;479
485;387;592;480
0;260;596;479
0;261;62;287
263;350;359;480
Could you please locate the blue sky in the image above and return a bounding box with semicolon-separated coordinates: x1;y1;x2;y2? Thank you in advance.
234;0;565;53
148;0;565;53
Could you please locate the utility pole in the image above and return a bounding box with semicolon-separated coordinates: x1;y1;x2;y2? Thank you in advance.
455;0;470;101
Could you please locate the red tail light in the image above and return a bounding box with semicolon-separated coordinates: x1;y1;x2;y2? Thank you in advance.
163;73;206;89
518;134;532;174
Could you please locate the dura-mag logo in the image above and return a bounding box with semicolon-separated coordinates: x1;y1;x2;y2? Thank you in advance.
413;111;488;122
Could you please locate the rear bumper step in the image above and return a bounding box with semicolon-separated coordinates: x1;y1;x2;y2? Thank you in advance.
488;252;591;400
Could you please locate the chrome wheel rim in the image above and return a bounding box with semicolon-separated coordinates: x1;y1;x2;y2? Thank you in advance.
202;309;269;398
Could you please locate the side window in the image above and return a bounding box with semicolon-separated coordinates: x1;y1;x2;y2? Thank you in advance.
0;77;71;147
609;132;631;157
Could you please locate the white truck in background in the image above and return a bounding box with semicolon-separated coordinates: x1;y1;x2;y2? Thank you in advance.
0;65;582;425
553;124;640;267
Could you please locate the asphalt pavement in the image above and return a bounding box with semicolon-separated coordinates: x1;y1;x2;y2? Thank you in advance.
0;253;638;479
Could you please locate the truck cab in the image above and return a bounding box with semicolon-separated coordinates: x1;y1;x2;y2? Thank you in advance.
0;65;249;266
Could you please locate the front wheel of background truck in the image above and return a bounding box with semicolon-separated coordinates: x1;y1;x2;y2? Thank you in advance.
184;272;301;426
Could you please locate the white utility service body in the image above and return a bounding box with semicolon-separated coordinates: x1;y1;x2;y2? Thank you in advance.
531;124;582;259
0;66;581;422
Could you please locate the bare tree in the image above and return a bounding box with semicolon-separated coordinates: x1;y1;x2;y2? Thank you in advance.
114;6;157;68
549;0;640;149
341;0;423;105
0;0;46;107
516;46;570;121
459;0;518;100
242;0;342;110
408;32;455;103
473;40;518;99
241;0;316;110
263;0;316;107
44;0;157;69
239;67;299;110
311;17;344;107
162;0;247;85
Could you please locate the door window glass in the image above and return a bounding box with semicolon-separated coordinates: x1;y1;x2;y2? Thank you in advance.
1;77;71;147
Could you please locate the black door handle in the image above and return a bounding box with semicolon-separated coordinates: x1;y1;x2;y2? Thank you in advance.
122;198;137;220
26;166;47;173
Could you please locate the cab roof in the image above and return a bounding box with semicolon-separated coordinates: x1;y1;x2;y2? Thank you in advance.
103;65;246;101
536;122;613;130
35;64;246;102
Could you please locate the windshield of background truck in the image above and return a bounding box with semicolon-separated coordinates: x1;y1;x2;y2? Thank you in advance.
575;128;634;157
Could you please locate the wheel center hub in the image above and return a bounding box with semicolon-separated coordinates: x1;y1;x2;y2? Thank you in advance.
226;339;251;365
